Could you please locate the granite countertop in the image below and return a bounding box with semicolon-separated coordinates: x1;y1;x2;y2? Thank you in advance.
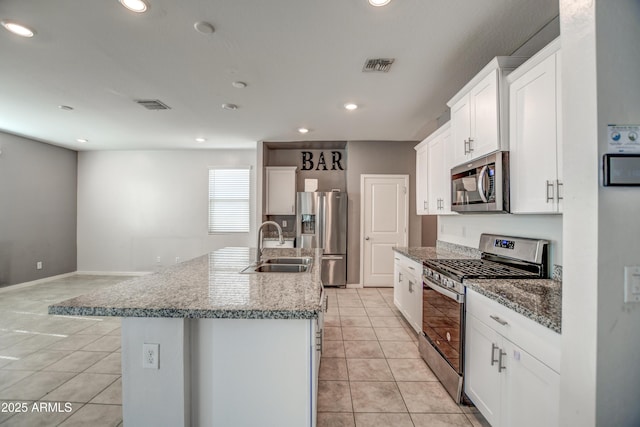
465;278;562;333
393;246;475;264
48;247;324;320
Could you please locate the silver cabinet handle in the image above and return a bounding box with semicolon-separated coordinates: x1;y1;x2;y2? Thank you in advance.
408;280;414;293
407;265;415;271
423;200;427;210
398;272;403;282
491;343;499;366
463;139;469;155
468;137;474;153
546;180;554;203
556;180;563;201
498;349;507;372
489;315;508;326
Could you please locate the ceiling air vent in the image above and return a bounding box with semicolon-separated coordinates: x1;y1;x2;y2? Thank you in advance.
134;99;171;110
362;58;395;73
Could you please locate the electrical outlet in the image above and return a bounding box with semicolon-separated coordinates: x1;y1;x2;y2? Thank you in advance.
36;261;43;270
156;256;161;264
175;256;180;264
142;343;159;369
282;220;288;228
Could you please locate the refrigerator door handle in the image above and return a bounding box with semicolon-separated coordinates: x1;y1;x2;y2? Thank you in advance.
322;255;344;260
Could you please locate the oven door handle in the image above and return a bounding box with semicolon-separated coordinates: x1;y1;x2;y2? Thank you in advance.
477;165;489;203
424;279;465;304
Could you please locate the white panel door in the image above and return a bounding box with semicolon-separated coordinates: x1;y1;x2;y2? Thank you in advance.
361;175;408;287
470;69;500;159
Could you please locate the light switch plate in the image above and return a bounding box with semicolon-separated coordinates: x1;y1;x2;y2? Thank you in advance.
624;266;640;303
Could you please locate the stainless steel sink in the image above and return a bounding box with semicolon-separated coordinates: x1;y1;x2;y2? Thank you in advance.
253;264;309;273
263;257;313;265
240;261;311;274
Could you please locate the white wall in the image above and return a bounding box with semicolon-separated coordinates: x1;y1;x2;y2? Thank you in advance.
438;214;563;267
77;149;256;272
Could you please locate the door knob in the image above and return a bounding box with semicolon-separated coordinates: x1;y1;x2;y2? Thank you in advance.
365;237;370;240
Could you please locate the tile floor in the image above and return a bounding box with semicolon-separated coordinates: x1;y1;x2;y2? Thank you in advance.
0;275;130;426
0;276;489;427
318;287;489;427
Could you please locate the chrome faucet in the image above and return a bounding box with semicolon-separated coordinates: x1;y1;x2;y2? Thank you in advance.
256;221;284;261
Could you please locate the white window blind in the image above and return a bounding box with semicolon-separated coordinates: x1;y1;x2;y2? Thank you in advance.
208;167;250;233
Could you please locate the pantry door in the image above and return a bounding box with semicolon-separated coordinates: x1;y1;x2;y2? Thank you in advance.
360;175;408;287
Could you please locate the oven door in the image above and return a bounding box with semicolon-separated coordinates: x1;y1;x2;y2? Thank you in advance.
422;279;464;375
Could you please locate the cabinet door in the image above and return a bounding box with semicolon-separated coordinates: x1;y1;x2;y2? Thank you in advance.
404;263;422;333
427;136;443;215
465;313;501;427
393;259;404;312
450;94;471;167
501;340;560;427
266;167;296;214
470;69;500;159
439;130;453;214
416;145;429;214
509;54;559;213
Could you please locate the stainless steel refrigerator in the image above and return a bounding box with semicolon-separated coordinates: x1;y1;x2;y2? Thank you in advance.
296;191;347;287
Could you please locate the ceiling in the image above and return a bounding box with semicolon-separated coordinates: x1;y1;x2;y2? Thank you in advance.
0;0;558;151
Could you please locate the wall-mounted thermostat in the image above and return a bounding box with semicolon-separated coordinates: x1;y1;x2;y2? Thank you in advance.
603;153;640;186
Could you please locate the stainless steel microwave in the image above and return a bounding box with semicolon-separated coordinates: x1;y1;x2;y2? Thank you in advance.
450;151;510;213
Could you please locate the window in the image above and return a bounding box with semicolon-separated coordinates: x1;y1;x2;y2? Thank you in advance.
208;167;250;233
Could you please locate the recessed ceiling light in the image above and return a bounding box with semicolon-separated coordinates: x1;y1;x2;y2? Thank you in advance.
76;138;88;143
222;103;238;110
1;20;35;37
119;0;148;13
194;21;215;34
195;137;207;143
368;0;391;6
298;128;309;134
344;103;358;111
232;81;247;89
58;105;74;111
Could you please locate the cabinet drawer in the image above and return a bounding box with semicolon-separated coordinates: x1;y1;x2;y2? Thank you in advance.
394;254;421;280
466;289;560;373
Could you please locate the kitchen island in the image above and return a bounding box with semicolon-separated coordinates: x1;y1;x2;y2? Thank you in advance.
49;247;326;427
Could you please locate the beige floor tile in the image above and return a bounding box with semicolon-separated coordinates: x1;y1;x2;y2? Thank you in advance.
364;307;396;317
46;334;102;351
339;307;368;317
0;369;35;391
379;341;420;359
387;358;437;382
44;351;110;373
369;316;404;328
0;401;80;426
44;373;119;403
6;334;66;351
74;322;120;336
317;412;356;427
0;371;76;400
397;382;462;413
80;336;121;352
343;341;385;359
337;299;364;308
2;350;72;371
0;333;32;350
58;403;122;427
90;378;122;405
374;327;413;341
341;316;372;327
361;299;389;308
350;381;407;413
412;413;473;426
319;358;349;380
317;381;352;412
347;359;393;381
342;327;377;341
84;352;121;375
355;412;414;427
106;327;121;336
323;340;346;358
324;326;343;341
464;411;492;427
324;316;341;327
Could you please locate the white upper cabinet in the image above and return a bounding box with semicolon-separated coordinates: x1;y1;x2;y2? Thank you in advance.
415;122;453;215
415;142;429;214
508;39;563;213
448;57;528;167
265;166;297;215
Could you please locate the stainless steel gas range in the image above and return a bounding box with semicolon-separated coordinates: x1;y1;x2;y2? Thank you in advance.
418;234;549;403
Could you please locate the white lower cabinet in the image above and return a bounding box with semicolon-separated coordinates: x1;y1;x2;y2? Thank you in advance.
465;289;560;427
393;253;422;333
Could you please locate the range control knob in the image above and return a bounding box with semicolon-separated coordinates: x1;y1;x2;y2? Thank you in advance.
433;273;440;281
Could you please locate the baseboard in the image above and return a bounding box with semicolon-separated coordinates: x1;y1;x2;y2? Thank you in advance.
75;271;151;277
346;283;363;288
0;272;76;293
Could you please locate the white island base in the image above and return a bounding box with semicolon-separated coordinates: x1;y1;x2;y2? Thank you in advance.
121;316;322;427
